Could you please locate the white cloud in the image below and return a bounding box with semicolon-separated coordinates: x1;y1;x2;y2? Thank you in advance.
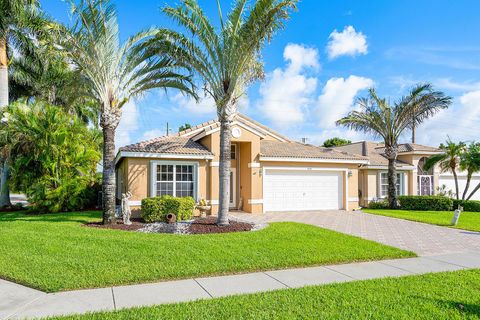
116;100;139;150
141;129;164;141
418;89;480;146
258;44;319;126
171;93;216;115
316;75;373;128
327;26;368;60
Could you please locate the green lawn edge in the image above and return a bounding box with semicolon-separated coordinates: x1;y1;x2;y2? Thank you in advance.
362;209;480;232
0;211;414;292
49;269;480;320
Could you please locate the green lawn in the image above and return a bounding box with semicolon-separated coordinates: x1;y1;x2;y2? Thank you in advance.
0;211;413;292
51;269;480;320
363;209;480;232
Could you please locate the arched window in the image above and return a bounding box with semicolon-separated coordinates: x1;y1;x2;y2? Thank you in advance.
417;157;433;175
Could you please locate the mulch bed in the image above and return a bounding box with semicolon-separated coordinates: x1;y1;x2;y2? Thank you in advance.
85;218;146;231
84;216;254;234
189;216;253;234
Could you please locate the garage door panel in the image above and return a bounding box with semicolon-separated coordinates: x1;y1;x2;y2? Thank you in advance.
263;169;343;212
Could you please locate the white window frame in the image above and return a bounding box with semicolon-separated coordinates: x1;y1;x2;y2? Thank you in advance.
378;171;405;198
149;160;200;200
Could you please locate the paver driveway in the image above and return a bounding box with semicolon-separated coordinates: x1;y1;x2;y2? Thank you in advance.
231;210;480;256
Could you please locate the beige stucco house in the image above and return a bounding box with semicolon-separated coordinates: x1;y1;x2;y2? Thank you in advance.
116;113;479;215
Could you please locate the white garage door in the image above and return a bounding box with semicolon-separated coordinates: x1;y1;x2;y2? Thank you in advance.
263;169;344;212
439;175;480;200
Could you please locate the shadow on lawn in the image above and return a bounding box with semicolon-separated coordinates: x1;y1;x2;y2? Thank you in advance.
0;210;101;223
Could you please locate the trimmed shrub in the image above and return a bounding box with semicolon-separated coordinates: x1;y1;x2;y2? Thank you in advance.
398;196;453;211
141;196;195;222
452;199;480;212
368;200;389;209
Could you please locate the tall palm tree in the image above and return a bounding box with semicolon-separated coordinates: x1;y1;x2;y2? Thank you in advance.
424;139;465;200
337;84;451;208
155;0;297;225
63;0;194;224
0;0;49;207
460;143;480;200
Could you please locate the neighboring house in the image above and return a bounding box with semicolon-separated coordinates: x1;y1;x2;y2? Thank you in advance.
115;114;368;215
335;142;441;206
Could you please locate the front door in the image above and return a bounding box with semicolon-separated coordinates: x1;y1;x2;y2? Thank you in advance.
230;168;236;208
418;175;433;195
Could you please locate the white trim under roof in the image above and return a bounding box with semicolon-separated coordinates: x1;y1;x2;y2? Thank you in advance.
259;156;368;164
398;151;441;155
360;165;415;170
115;151;213;164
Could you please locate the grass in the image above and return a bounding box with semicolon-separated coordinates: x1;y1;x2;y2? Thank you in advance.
0;211;414;292
51;269;480;320
363;209;480;232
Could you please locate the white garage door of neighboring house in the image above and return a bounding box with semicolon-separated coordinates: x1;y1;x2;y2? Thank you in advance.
439;174;480;200
263;169;344;212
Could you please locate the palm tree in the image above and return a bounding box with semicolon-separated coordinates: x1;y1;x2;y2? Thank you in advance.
459;143;480;200
0;0;50;207
337;84;451;208
63;0;194;224
155;0;297;225
424;139;466;200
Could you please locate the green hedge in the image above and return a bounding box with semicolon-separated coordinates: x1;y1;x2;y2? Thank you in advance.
398;196;453;211
452;199;480;212
141;196;195;222
368;200;389;209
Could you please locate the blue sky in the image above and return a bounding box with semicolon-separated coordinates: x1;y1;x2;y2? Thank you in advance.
43;0;480;148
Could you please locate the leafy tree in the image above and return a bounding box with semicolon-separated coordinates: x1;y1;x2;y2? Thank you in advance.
178;123;192;132
156;0;297;225
0;0;50;206
0;101;101;212
337;84;451;208
459;142;480;200
424;139;466;200
323;137;352;148
62;0;194;224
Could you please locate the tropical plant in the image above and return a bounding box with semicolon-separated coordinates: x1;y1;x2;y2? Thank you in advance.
423;139;466;200
337;84;451;208
0;0;51;207
0;101;101;213
156;0;298;225
459;142;480;200
62;0;194;224
178;123;192;132
323;137;352;148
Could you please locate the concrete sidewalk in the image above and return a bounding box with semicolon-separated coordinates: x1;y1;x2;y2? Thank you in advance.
3;250;480;319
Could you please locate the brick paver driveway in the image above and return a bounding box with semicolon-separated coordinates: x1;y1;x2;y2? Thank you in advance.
231;210;480;256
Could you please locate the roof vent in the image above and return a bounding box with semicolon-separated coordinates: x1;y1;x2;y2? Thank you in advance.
301;137;308;144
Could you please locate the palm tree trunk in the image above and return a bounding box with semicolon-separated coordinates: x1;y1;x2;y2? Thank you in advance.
462;172;472;200
385;146;398;209
102;125;116;225
452;169;460;200
466;182;480;201
0;159;11;207
217;118;231;226
411;124;416;144
0;37;8;107
0;38;11;207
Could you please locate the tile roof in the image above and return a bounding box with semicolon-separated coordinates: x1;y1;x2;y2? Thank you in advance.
177;113;290;142
260;140;368;161
334;141;440;167
119;136;213;156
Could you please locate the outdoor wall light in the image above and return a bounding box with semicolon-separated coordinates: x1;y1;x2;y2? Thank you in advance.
348;170;353;177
